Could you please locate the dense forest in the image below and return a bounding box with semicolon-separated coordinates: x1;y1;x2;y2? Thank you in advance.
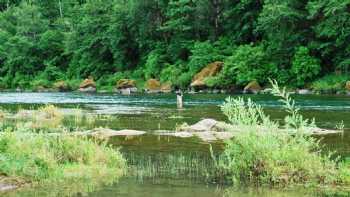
0;0;349;92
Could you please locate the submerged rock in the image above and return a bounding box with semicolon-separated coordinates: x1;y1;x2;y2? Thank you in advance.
190;61;223;89
87;128;146;138
244;81;262;94
79;78;96;92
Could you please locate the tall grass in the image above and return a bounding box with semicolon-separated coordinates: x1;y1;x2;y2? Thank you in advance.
0;129;126;189
218;80;349;188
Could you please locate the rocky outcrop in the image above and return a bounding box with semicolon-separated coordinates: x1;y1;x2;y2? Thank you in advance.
116;79;136;89
346;81;350;91
53;81;69;92
190;61;223;88
116;79;138;94
79;78;96;92
161;82;172;93
145;79;161;93
243;81;262;94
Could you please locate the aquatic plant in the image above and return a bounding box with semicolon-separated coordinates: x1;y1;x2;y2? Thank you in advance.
0;129;125;188
219;80;350;188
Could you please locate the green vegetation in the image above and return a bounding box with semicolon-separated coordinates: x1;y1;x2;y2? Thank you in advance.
218;81;350;190
0;0;349;91
0;106;126;191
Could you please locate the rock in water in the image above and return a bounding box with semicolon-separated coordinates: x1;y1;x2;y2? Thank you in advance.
145;79;161;93
116;79;136;89
297;89;312;95
190;61;223;89
161;82;172;93
244;81;262;94
346;81;350;91
79;78;96;92
116;79;138;94
185;119;218;132
53;80;69;92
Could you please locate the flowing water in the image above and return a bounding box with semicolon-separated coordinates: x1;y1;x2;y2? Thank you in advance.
0;92;349;196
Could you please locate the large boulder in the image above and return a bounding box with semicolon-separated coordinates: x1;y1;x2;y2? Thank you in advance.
79;78;96;92
244;81;262;94
346;81;350;91
145;79;161;93
190;61;223;88
116;79;136;89
116;79;138;95
161;82;172;93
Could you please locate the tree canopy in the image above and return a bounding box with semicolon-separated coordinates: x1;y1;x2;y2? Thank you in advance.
0;0;349;89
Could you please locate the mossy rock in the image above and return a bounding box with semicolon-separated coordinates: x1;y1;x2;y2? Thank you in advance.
161;82;172;93
116;79;136;89
190;61;223;88
53;81;69;92
244;81;262;93
346;81;350;91
79;78;96;89
145;79;161;91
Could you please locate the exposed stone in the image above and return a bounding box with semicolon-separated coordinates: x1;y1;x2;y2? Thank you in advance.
346;81;350;91
116;79;136;89
53;81;69;92
190;61;223;88
0;183;17;192
297;89;312;95
116;87;138;95
180;119;218;132
161;82;172;93
88;128;146;138
79;78;96;92
244;81;262;94
145;79;161;93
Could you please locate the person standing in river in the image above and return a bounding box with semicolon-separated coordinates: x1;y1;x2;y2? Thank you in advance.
175;86;183;109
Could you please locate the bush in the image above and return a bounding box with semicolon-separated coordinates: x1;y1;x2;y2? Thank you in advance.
291;46;321;87
222;44;278;86
0;130;125;183
219;80;349;187
143;48;167;79
311;74;349;93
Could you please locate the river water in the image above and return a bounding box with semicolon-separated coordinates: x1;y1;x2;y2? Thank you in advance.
0;92;349;196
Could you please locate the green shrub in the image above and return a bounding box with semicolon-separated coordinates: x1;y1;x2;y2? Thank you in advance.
219;80;349;187
143;48;167;79
291;46;321;87
0;130;125;183
311;74;349;93
222;44;278;86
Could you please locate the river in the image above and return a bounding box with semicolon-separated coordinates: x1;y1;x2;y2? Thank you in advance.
0;92;349;196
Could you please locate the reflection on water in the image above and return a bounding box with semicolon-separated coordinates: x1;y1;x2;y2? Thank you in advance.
1;92;350;196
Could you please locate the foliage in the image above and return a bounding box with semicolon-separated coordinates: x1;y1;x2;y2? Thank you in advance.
0;130;125;183
291;46;321;87
311;74;349;93
0;0;349;90
222;44;277;85
219;81;349;187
